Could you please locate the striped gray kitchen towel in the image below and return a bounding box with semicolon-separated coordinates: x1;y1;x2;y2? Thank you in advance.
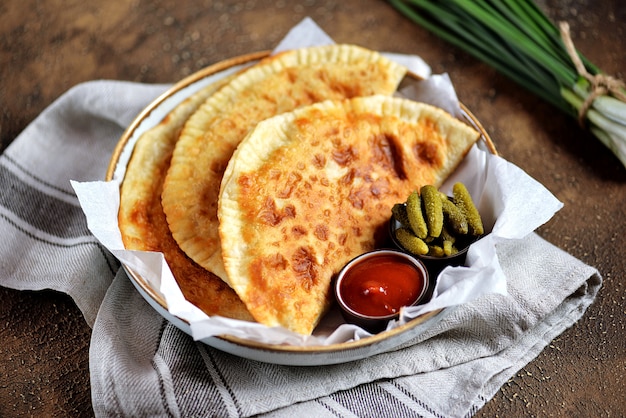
0;80;601;417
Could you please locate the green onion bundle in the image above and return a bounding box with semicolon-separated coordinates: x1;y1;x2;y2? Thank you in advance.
388;0;626;168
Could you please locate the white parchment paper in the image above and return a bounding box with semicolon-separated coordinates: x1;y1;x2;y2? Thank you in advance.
72;18;563;346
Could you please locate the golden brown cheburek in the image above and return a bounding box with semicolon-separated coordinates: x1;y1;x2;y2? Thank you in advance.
118;76;254;321
161;44;407;286
219;95;480;334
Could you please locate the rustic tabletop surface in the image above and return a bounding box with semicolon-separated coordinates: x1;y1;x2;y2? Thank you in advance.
1;0;624;416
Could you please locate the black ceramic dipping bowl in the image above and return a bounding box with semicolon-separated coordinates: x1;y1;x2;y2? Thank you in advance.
388;208;482;279
334;249;429;333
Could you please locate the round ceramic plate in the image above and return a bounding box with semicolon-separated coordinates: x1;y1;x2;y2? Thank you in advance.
106;51;494;366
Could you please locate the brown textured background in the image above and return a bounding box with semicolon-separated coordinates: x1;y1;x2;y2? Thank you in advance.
1;0;624;416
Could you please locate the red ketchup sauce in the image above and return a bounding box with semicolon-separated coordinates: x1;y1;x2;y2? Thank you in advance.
339;254;425;317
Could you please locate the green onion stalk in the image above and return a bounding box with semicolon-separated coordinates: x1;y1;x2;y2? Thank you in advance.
388;0;626;168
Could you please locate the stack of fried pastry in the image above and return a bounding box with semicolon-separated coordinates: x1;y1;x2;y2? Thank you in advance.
118;44;480;335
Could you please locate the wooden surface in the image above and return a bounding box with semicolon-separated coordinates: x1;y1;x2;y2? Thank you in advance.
1;0;625;416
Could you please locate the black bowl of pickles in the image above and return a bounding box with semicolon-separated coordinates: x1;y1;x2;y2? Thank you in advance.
389;182;484;279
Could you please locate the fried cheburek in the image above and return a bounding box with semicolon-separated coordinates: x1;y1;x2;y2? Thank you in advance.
161;44;407;285
118;76;253;321
218;95;480;334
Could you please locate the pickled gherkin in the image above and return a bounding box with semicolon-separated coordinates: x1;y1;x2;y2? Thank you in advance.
452;182;484;235
428;245;445;257
391;203;410;229
394;228;429;255
441;197;468;235
420;185;443;238
440;225;456;244
406;191;428;239
442;239;456;256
